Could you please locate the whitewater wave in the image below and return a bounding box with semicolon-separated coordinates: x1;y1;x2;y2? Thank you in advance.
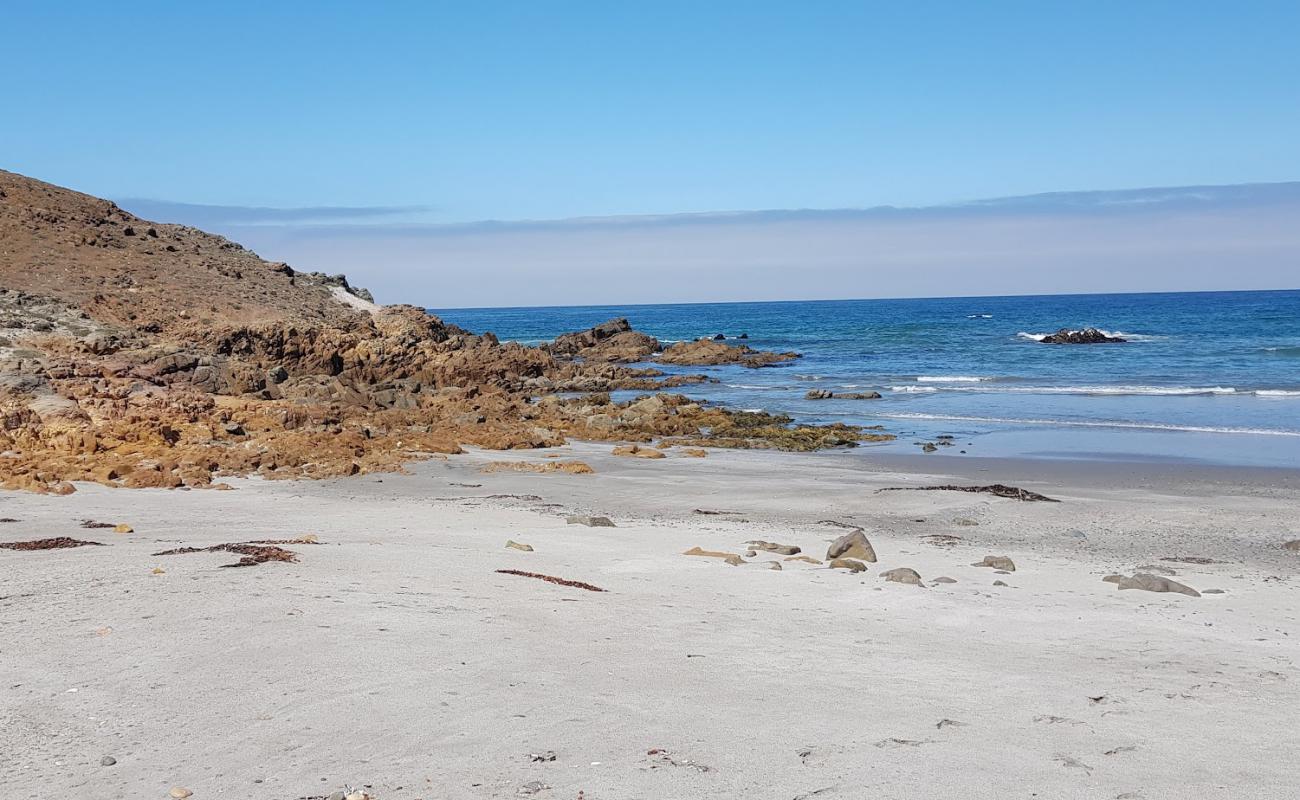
794;374;826;381
876;411;1300;437
915;375;993;383
1256;389;1300;397
891;384;1240;396
966;314;993;319
891;386;938;393
1261;346;1300;357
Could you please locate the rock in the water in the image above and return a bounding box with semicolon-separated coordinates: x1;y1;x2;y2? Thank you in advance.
746;540;801;556
921;442;938;453
972;555;1016;572
805;389;880;400
1116;573;1200;597
683;546;744;566
829;558;867;573
1039;327;1126;344
881;567;923;585
505;540;534;552
826;529;876;562
932;576;957;584
566;515;615;527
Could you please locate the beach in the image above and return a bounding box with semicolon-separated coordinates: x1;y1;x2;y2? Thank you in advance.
4;443;1298;799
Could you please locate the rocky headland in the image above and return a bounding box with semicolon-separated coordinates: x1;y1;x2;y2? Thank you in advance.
0;170;884;493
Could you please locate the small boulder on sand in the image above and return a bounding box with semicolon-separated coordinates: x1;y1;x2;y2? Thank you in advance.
567;515;616;527
826;529;876;562
881;567;924;586
1116;573;1200;597
972;555;1016;572
1283;540;1300;553
681;448;708;457
505;540;534;552
684;546;744;566
932;576;957;584
746;540;801;556
829;558;867;573
785;555;823;564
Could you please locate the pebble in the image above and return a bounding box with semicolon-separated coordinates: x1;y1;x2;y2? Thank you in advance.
169;789;193;799
100;756;116;766
505;540;534;552
932;576;957;584
566;515;616;527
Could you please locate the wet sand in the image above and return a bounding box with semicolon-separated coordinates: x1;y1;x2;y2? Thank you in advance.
3;443;1298;799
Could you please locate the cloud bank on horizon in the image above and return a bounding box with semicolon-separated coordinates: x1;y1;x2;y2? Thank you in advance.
119;183;1300;308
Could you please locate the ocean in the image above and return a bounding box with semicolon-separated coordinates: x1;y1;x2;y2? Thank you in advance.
431;289;1300;468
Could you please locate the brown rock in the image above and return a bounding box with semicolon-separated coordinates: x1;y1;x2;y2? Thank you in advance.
612;444;666;459
1116;573;1200;597
745;540;801;556
880;567;923;585
972;555;1016;572
826;529;876;562
784;555;823;564
505;540;534;552
683;546;744;566
1283;540;1300;552
828;558;867;573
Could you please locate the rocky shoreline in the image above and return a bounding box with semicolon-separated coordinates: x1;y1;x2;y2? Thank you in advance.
0;170;887;494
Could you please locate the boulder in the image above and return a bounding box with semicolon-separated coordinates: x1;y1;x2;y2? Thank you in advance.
972;555;1016;572
745;540;801;556
826;529;877;562
566;515;616;527
1116;573;1200;597
881;567;923;585
683;546;744;566
829;558;867;572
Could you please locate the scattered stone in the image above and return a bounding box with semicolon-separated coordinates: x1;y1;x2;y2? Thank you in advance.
921;442;938;453
100;756;116;766
518;781;550;796
993;580;1008;586
746;540;801;556
972;555;1016;571
693;508;741;516
755;561;783;570
826;529;876;562
953;518;979;526
0;537;105;551
1282;540;1300;553
681;448;708;457
880;484;1059;502
566;515;615;527
932;576;957;584
612;443;666;459
482;461;595;475
530;750;557;762
1160;555;1221;564
683;546;744;566
1202;588;1226;594
1134;563;1176;576
169;789;193;800
113;523;133;533
880;567;923;585
785;555;823;564
935;718;966;729
80;520;116;529
506;540;534;552
828;558;867;573
923;534;962;548
1116;573;1200;597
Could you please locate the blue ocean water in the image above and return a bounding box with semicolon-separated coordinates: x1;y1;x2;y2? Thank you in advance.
431;290;1300;467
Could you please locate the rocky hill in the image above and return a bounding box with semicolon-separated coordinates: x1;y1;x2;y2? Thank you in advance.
0;170;886;493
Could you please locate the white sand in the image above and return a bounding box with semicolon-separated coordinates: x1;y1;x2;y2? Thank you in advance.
3;443;1298;799
331;285;381;314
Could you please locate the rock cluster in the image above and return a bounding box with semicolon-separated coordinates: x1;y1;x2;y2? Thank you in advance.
1039;328;1126;344
0;170;890;493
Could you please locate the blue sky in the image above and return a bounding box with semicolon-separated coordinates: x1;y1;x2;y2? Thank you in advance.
5;1;1299;222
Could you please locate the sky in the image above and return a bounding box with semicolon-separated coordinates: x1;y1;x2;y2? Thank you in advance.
4;1;1299;305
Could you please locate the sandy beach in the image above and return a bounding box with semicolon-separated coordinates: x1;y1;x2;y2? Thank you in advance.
4;444;1298;800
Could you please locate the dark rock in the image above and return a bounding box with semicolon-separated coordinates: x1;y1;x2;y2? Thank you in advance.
1039;327;1126;344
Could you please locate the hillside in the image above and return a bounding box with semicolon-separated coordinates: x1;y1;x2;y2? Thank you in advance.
0;170;881;493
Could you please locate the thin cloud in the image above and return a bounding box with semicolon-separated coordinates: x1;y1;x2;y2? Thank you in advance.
115;198;433;227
